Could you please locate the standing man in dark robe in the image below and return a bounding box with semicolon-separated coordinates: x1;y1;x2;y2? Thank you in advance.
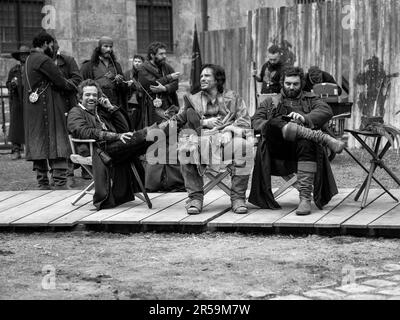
53;40;84;183
53;40;82;113
23;31;74;189
6;45;30;160
252;45;286;94
249;67;345;216
124;54;145;130
80;36;127;110
138;42;180;127
138;42;184;192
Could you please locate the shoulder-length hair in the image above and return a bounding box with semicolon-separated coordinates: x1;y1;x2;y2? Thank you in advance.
201;64;226;94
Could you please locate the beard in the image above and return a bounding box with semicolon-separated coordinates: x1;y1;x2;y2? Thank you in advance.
44;47;54;58
283;86;302;99
154;57;166;67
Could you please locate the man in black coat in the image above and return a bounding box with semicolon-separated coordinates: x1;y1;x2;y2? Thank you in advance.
124;54;145;130
80;36;127;110
53;40;84;182
6;45;30;160
252;45;286;94
137;42;180;126
249;67;345;216
67;79;157;210
303;66;343;95
53;40;82;112
137;42;184;192
23;31;74;189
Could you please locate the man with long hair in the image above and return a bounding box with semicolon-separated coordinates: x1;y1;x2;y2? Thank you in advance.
81;36;127;110
166;64;253;215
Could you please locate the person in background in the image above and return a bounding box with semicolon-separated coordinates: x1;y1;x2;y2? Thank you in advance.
124;54;145;130
53;39;85;183
81;36;127;110
303;66;343;95
137;42;184;192
6;45;30;160
252;45;286;94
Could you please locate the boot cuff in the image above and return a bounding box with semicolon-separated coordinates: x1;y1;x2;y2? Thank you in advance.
298;161;317;173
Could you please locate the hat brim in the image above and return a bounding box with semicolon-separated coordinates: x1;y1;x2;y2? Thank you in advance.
11;51;30;61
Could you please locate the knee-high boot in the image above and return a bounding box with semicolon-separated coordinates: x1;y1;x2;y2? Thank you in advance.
282;122;345;154
296;161;317;216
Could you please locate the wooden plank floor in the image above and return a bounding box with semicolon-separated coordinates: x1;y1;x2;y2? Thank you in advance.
1;189;400;236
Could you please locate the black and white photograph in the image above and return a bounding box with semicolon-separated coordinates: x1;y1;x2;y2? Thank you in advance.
1;0;400;307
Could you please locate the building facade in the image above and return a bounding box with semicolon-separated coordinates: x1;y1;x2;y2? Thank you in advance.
0;0;295;84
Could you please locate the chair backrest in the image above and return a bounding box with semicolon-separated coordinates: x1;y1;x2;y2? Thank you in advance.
68;135;95;166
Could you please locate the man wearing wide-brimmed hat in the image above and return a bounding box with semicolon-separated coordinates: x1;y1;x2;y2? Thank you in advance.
6;45;30;160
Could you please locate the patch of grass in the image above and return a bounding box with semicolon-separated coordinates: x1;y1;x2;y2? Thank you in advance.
0;151;91;191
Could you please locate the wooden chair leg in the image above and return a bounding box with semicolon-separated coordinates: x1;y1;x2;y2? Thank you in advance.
130;163;152;209
72;181;94;206
274;175;297;198
205;172;231;196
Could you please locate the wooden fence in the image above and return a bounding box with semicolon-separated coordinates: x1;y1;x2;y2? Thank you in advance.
200;0;400;148
199;27;248;103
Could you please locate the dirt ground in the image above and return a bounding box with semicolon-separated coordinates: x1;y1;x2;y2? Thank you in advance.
1;148;400;191
1;149;400;300
1;232;400;300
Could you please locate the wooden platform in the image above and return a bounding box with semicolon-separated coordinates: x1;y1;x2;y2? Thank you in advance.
1;188;400;237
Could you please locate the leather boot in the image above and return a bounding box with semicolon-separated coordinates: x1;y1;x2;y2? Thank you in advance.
37;170;51;190
231;175;250;214
282;122;345;154
296;162;316;216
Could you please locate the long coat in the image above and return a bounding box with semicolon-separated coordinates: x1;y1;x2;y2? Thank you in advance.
80;59;127;110
22;49;74;161
55;53;82;112
137;60;179;126
6;64;25;145
248;92;338;210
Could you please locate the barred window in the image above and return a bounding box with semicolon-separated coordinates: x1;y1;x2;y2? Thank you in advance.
137;0;173;53
0;0;44;53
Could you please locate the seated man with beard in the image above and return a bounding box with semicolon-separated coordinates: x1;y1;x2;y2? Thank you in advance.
67;79;157;210
249;67;346;216
163;64;253;215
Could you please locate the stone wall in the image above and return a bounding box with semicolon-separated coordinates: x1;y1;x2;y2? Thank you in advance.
0;0;294;85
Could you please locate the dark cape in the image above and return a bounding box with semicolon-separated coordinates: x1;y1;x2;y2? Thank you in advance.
248;94;338;210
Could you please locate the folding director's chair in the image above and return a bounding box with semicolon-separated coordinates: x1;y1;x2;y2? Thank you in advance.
68;136;152;208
